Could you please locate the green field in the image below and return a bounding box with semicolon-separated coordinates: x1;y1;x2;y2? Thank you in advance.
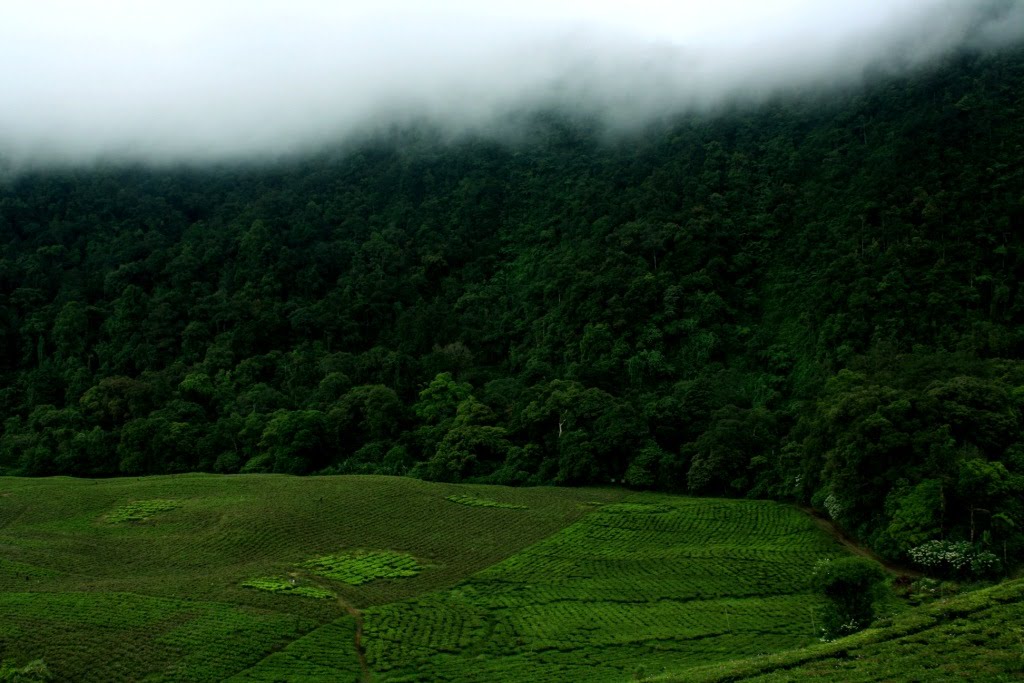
0;474;1017;681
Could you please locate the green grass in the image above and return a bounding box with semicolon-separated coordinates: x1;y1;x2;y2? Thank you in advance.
446;494;528;509
226;617;363;682
6;474;1009;682
0;591;313;683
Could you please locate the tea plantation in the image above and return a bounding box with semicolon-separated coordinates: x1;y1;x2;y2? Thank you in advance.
1;474;1018;681
231;496;846;682
0;474;617;681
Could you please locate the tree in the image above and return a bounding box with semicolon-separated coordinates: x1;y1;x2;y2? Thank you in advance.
331;384;404;450
425;424;510;482
413;372;471;424
687;405;776;495
810;557;887;639
956;456;1010;543
624;441;668;489
884;479;945;556
258;410;329;474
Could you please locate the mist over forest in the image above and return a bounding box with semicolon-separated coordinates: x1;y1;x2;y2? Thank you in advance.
2;0;1023;166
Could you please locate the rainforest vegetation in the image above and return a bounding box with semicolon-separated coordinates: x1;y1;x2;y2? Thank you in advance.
1;48;1022;574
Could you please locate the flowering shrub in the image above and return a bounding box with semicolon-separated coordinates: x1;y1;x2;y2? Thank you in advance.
819;618;862;642
908;540;1001;578
823;494;845;521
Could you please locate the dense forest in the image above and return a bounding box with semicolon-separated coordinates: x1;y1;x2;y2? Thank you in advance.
1;48;1022;575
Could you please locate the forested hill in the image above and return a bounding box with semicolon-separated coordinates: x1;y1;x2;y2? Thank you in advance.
1;48;1023;573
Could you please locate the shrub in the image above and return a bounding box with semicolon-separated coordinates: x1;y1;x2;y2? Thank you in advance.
811;557;887;639
241;577;334;600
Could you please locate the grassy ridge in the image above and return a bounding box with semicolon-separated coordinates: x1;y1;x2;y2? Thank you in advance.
659;578;1024;682
0;474;617;681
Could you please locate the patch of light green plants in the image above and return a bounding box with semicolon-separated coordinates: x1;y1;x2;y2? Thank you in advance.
302;550;421;585
240;577;334;600
445;494;527;510
107;499;183;522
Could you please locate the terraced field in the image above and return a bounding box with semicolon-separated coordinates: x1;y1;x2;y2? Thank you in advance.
0;591;310;682
264;496;845;682
228;493;851;679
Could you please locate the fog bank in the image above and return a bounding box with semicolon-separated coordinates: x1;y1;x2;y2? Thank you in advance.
2;0;1023;166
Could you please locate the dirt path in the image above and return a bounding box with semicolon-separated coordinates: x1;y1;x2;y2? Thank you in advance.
292;571;372;682
799;506;922;577
337;595;370;683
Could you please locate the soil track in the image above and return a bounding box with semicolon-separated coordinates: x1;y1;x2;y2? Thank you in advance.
799;506;922;577
339;597;370;683
292;571;372;682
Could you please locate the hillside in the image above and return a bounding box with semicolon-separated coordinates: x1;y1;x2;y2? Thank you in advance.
0;474;850;681
1;47;1023;574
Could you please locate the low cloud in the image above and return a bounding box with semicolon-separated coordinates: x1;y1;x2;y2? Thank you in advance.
1;0;1022;166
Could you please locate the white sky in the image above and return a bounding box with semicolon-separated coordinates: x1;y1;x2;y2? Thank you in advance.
1;0;1021;165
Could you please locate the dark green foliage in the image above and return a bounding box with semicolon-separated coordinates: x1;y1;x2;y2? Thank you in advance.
1;49;1023;571
810;557;887;638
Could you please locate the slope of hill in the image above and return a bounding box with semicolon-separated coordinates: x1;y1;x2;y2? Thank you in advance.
0;474;851;681
655;578;1024;682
